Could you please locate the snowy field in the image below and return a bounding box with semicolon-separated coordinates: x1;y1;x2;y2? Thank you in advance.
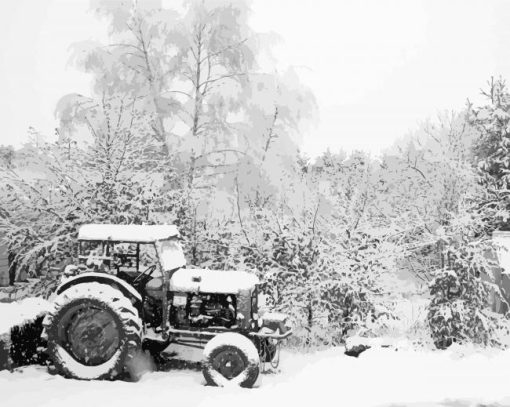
2;342;510;407
2;299;510;407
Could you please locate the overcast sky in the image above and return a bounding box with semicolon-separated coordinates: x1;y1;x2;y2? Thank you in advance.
0;0;509;156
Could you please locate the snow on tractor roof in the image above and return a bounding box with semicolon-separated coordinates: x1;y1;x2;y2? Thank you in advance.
78;224;179;243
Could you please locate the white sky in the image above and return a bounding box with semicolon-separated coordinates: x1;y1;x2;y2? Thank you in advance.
0;0;509;156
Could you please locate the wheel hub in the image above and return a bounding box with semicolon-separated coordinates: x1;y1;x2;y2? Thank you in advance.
63;306;120;366
212;349;245;379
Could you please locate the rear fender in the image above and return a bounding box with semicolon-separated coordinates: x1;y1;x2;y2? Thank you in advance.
55;272;143;314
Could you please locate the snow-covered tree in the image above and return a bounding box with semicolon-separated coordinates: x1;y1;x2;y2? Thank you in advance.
69;0;316;266
0;94;177;280
469;77;510;231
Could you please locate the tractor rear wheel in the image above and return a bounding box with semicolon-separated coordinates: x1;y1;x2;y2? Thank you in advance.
202;333;260;388
43;282;142;380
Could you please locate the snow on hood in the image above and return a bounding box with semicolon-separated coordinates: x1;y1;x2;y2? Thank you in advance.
78;224;179;243
169;268;259;294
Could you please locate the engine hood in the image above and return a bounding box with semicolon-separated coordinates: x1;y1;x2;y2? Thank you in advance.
169;268;259;294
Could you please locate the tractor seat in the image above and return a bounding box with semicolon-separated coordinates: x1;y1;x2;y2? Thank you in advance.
145;277;164;299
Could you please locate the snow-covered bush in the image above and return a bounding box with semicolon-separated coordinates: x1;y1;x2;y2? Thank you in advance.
215;154;406;348
427;224;507;348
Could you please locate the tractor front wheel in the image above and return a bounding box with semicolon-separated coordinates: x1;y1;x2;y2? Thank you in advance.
202;333;260;388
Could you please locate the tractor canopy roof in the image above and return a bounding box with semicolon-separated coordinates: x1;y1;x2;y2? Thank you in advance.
78;224;180;243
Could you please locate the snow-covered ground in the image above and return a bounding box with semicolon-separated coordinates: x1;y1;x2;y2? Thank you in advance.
2;298;510;407
1;343;510;407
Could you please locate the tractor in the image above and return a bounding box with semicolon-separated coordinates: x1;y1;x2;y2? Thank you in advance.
42;224;291;387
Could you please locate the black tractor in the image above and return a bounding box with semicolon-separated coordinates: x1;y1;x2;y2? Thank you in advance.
42;224;291;387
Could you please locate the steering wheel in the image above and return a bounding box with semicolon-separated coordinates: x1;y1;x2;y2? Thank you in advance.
133;264;157;284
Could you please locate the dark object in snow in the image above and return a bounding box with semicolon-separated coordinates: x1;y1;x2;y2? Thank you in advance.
0;314;47;370
10;315;47;366
434;337;456;350
344;343;371;357
43;224;292;387
0;335;10;370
